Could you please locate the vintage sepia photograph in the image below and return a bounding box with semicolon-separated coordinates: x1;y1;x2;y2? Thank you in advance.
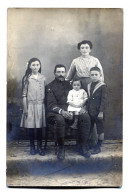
6;8;123;187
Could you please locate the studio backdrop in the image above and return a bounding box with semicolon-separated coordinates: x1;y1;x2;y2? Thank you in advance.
7;8;123;140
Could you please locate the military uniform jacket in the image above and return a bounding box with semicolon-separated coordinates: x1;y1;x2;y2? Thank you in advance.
46;79;71;114
87;81;107;117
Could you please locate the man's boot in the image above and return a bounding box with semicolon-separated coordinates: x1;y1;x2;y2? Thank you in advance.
90;140;102;154
56;126;65;160
81;145;91;158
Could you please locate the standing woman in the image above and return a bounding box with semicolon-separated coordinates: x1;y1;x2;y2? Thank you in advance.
66;40;104;91
20;58;46;156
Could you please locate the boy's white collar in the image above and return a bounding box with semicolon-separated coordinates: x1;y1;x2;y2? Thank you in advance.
88;81;106;96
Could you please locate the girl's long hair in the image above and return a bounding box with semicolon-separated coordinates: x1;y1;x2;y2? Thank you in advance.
22;58;42;91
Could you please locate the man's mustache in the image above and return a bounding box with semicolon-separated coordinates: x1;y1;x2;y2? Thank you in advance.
58;76;65;79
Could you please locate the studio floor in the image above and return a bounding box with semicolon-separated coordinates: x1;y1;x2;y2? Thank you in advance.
6;140;122;188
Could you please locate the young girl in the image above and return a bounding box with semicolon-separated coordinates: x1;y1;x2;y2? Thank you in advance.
66;40;104;91
67;79;88;129
20;58;46;155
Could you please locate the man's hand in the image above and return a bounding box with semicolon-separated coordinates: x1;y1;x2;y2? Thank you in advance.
97;112;103;120
61;110;73;119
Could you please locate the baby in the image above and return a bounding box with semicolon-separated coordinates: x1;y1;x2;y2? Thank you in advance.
67;79;88;129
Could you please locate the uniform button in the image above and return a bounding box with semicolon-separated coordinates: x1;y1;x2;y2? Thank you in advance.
93;98;94;99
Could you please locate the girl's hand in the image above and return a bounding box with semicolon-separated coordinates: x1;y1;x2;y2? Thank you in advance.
97;112;103;120
23;97;28;117
23;108;28;118
24;112;28;118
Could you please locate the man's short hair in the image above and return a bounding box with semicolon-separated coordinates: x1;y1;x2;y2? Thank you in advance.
54;64;66;73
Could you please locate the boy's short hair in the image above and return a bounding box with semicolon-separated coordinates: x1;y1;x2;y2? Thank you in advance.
54;64;66;73
90;66;101;73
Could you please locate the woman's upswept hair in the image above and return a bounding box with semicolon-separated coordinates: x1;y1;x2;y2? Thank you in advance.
77;40;93;50
22;58;41;91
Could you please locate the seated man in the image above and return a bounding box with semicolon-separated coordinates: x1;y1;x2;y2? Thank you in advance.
46;64;91;160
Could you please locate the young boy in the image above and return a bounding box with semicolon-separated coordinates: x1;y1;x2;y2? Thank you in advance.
87;67;107;154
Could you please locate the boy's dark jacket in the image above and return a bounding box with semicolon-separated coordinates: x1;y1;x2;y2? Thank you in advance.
87;81;107;117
